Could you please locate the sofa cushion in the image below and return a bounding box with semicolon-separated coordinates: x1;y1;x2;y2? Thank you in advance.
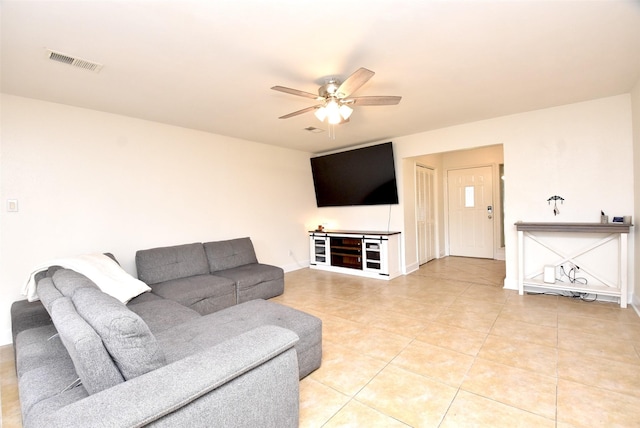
37;270;97;315
127;290;164;305
11;300;53;354
35;277;64;314
72;287;166;380
52;269;98;298
136;243;210;285
204;238;258;272
127;299;201;334
15;324;66;379
156;299;322;379
214;264;283;291
18;354;89;421
33;265;63;284
215;263;285;303
151;274;236;315
49;296;125;394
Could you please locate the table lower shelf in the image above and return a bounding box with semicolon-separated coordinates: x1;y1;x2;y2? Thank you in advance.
522;279;622;299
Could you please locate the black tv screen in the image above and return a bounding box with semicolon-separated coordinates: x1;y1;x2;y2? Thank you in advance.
310;142;399;207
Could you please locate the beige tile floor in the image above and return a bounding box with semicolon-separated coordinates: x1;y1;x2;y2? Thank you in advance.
2;257;640;427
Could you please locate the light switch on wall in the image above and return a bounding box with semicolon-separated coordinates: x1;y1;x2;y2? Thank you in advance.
7;199;18;212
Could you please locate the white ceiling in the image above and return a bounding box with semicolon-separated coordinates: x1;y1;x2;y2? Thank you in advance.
2;0;640;154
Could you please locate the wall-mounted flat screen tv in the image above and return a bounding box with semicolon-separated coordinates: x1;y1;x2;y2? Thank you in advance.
310;142;399;207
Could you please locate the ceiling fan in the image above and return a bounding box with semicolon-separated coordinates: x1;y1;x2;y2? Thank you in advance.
271;67;401;125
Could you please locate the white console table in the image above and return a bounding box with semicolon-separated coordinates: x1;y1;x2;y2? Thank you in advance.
309;230;401;280
516;222;631;308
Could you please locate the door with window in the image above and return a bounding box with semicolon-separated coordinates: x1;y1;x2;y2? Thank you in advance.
447;166;494;258
416;165;436;264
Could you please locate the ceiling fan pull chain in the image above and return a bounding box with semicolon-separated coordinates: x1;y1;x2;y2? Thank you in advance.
328;124;336;140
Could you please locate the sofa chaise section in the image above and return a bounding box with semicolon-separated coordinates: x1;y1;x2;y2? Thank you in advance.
19;324;300;428
15;268;301;428
155;298;322;379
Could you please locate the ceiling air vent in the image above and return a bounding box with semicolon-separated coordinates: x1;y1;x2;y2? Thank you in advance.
304;126;324;133
46;49;103;73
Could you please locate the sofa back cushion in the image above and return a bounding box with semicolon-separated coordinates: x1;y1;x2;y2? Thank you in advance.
49;296;125;394
52;269;98;298
204;238;258;272
136;243;209;285
72;287;166;380
36;277;64;314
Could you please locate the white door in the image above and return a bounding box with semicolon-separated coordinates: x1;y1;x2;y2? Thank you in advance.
447;166;494;258
416;165;436;264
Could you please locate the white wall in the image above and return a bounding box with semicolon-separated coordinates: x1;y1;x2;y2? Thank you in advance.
0;94;318;345
632;77;640;311
310;204;402;233
392;95;634;293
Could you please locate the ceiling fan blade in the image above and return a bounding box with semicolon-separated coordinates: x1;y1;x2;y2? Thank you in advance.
345;96;402;106
336;68;375;98
278;105;319;119
271;86;321;100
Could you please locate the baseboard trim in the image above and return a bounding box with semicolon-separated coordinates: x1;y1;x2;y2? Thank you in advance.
404;262;419;275
0;328;12;347
632;294;640;318
282;260;309;273
503;277;518;290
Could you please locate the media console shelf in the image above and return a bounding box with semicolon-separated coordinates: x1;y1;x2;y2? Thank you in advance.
309;230;401;280
516;222;631;308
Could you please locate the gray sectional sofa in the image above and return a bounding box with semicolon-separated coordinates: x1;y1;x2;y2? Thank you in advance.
12;239;322;428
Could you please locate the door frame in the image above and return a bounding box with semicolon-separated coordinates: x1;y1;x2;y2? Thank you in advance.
444;162;503;259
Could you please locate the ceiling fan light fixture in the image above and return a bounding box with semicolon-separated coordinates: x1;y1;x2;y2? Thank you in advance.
339;104;353;120
314;101;353;124
327;114;341;125
314;106;327;121
325;99;342;124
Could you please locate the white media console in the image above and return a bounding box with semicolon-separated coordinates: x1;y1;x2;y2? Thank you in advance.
308;230;401;280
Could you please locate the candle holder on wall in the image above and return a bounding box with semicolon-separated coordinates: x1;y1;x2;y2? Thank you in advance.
547;195;564;216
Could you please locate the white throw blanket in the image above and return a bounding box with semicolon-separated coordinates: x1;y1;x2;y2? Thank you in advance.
24;253;151;303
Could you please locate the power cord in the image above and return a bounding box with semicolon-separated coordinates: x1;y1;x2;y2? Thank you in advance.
555;264;597;302
527;264;598;301
558;265;587;285
526;290;598;302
